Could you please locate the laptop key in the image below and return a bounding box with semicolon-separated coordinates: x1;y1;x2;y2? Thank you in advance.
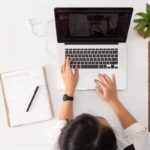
111;65;114;68
66;55;70;58
113;51;118;54
81;65;98;68
110;62;118;64
112;58;118;61
99;65;103;68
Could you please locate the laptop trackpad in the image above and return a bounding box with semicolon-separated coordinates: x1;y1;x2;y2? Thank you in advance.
81;73;96;90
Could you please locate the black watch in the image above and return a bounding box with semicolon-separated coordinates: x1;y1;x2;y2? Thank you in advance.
63;94;74;101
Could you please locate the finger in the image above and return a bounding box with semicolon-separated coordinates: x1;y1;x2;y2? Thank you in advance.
103;73;112;84
63;58;67;70
66;57;71;70
98;74;109;86
95;79;106;88
61;65;65;74
96;86;103;97
74;65;79;79
102;74;111;85
112;74;117;87
96;85;103;94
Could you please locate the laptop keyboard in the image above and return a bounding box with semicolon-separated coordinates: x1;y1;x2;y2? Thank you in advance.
65;48;118;69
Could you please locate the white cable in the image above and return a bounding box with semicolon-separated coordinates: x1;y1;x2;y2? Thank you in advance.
28;18;57;62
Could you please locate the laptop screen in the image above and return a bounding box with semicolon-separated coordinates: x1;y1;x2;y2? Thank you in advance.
54;8;133;43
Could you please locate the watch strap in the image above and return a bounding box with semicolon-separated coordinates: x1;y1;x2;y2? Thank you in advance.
63;94;74;101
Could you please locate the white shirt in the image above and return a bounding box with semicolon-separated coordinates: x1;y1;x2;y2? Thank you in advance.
49;120;149;150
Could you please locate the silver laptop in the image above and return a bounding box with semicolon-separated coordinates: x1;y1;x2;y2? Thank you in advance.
54;7;133;90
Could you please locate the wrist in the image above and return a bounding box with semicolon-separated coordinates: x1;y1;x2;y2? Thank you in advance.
65;90;74;97
108;98;120;106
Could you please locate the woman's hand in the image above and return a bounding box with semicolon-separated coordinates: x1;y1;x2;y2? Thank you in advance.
61;57;79;96
95;73;118;103
95;74;137;129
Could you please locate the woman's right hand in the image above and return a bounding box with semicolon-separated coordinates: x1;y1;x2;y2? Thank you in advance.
95;73;118;104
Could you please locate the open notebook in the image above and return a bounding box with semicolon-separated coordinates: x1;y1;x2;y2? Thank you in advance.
0;66;53;127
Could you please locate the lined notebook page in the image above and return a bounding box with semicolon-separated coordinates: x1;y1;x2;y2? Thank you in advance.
1;67;53;127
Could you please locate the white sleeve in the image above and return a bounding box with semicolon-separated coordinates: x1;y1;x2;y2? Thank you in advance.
123;122;148;150
49;120;68;150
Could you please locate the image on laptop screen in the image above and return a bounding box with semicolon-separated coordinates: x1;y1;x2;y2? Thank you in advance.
54;8;133;43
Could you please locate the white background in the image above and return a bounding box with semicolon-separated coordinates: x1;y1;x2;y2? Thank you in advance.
0;0;150;149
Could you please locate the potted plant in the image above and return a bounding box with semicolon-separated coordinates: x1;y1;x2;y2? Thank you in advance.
134;3;150;38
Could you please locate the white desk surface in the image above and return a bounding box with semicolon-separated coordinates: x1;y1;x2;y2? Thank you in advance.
0;0;150;149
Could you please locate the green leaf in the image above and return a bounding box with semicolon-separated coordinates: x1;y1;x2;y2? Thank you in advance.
146;3;150;16
146;26;150;34
133;18;146;23
133;22;147;31
135;12;149;20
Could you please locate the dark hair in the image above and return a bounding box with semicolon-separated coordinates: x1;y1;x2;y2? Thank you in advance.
59;113;117;150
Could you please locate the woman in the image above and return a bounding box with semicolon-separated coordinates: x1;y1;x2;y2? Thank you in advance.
50;57;148;150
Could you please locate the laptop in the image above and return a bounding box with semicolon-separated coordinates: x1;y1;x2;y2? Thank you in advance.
54;7;133;90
